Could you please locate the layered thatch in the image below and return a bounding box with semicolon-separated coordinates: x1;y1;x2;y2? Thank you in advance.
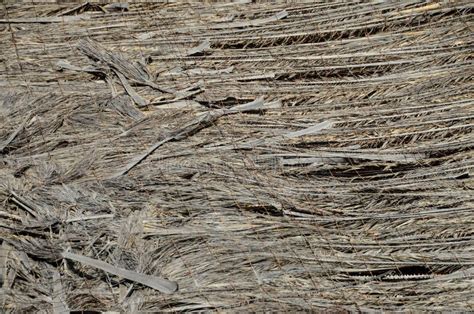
0;1;473;312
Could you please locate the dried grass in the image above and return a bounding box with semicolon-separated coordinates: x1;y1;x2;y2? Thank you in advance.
0;1;473;312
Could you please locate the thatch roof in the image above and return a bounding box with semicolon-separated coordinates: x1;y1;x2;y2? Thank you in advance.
0;1;473;312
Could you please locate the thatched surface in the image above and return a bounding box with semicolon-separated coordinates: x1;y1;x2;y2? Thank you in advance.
0;2;473;312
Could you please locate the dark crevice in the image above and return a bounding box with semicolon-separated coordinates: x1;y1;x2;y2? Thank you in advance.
216;9;468;49
235;203;284;217
197;96;257;109
344;265;463;281
274;64;400;81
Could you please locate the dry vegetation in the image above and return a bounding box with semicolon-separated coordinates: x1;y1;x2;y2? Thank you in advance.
0;1;473;312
